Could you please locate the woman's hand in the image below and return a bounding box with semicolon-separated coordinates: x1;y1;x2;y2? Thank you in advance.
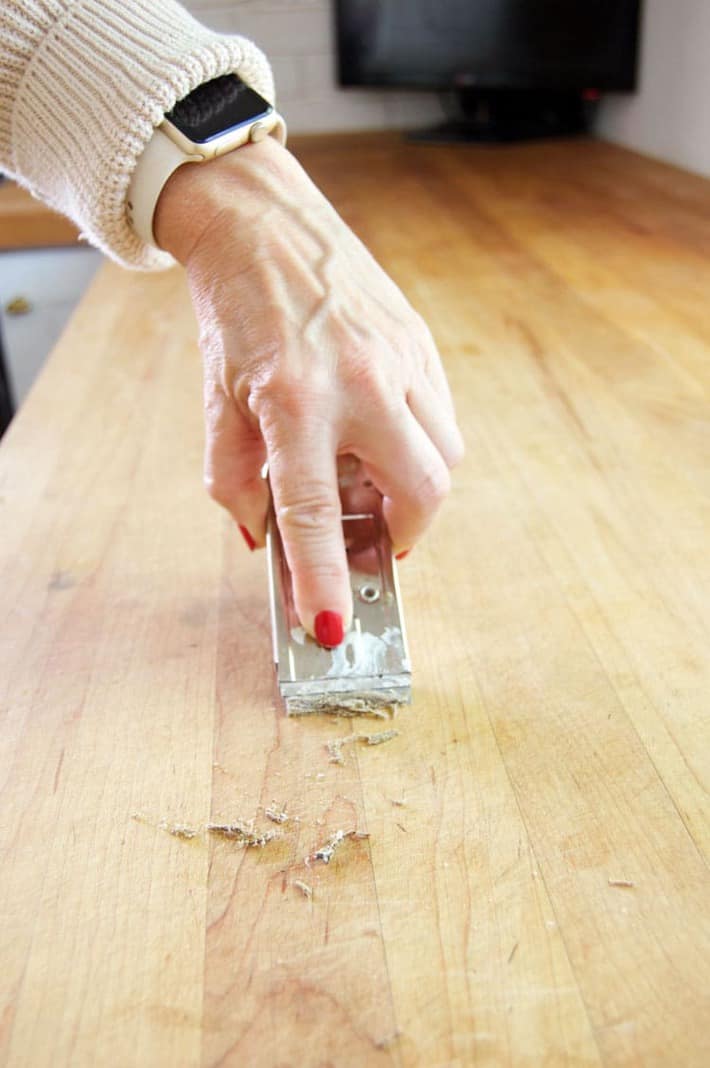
154;136;463;645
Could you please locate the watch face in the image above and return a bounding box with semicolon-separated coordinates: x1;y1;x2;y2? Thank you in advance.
166;74;272;144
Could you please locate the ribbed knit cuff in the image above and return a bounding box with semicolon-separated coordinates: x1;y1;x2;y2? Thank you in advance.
4;0;275;269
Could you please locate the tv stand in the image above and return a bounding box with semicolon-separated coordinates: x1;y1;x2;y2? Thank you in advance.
407;88;594;144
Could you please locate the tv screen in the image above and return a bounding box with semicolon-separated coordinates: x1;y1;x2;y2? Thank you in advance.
336;0;642;92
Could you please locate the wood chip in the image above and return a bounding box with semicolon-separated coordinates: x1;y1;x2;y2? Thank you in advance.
306;829;370;865
265;803;289;824
158;821;200;840
207;821;278;848
326;729;400;764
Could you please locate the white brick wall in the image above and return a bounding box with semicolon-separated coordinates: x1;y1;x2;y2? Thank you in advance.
183;1;444;133
597;0;710;178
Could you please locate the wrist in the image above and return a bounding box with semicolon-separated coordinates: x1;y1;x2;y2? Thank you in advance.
153;137;306;263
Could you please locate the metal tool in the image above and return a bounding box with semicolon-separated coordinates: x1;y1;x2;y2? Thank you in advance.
266;459;411;715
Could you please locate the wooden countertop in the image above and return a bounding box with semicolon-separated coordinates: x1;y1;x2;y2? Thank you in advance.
1;133;709;1066
0;179;80;249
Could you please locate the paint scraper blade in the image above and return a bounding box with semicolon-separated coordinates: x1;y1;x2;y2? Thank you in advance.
266;471;411;715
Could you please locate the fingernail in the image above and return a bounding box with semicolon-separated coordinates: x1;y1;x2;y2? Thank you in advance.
314;610;344;648
238;525;256;552
395;550;411;561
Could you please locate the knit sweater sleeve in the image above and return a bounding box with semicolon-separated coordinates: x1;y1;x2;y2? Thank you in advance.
0;0;275;269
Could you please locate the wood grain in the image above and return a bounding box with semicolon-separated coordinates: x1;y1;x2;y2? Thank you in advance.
1;134;709;1066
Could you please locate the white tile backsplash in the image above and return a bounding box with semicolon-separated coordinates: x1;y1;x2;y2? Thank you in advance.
185;1;445;134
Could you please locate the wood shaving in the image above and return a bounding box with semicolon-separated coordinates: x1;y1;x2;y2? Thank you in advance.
132;813;200;840
207;820;278;848
293;880;313;899
265;803;289;824
327;729;400;764
306;829;370;865
158;821;200;840
287;697;395;718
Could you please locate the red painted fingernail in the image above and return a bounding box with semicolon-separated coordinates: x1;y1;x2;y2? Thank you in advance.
314;610;344;648
238;525;256;552
395;550;411;561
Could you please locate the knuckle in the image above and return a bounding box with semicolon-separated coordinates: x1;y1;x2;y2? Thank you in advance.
276;489;341;536
204;463;263;508
204;471;231;508
414;462;450;510
250;369;329;427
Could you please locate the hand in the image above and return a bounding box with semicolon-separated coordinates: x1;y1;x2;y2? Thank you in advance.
154;137;463;644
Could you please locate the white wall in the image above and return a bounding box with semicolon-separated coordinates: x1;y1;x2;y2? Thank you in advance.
185;0;444;133
597;0;710;178
187;1;710;178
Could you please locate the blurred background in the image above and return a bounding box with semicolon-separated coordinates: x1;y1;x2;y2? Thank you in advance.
186;0;709;175
2;0;709;427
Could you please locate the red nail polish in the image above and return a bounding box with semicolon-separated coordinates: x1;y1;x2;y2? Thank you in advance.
238;525;256;552
314;610;344;648
395;550;411;561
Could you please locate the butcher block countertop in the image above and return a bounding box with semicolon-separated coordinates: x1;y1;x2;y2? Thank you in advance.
1;133;709;1067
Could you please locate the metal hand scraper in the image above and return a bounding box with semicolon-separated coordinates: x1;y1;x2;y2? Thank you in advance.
266;459;411;715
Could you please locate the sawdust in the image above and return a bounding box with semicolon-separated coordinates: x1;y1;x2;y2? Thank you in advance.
287;696;397;718
327;728;400;765
306;829;370;866
159;821;200;840
265;803;290;824
207;820;278;847
293;880;313;899
132;812;277;847
132;813;200;840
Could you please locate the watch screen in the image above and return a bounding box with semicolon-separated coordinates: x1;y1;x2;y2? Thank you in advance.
166;74;272;144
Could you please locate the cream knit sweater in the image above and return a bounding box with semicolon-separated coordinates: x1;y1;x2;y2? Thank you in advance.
0;0;275;269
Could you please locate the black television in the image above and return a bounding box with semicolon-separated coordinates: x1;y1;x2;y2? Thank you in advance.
335;0;643;142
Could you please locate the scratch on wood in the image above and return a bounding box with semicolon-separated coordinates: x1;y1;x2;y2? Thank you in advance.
327;728;400;764
608;878;635;889
53;749;65;793
507;941;519;964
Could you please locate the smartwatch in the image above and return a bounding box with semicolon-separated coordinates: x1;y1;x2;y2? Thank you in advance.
128;73;287;248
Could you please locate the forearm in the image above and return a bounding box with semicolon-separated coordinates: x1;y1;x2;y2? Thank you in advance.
0;0;274;269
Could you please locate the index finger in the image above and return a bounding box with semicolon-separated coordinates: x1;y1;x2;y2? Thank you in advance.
263;411;352;646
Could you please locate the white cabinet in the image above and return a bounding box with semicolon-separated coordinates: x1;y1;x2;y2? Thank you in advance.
0;247;101;408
